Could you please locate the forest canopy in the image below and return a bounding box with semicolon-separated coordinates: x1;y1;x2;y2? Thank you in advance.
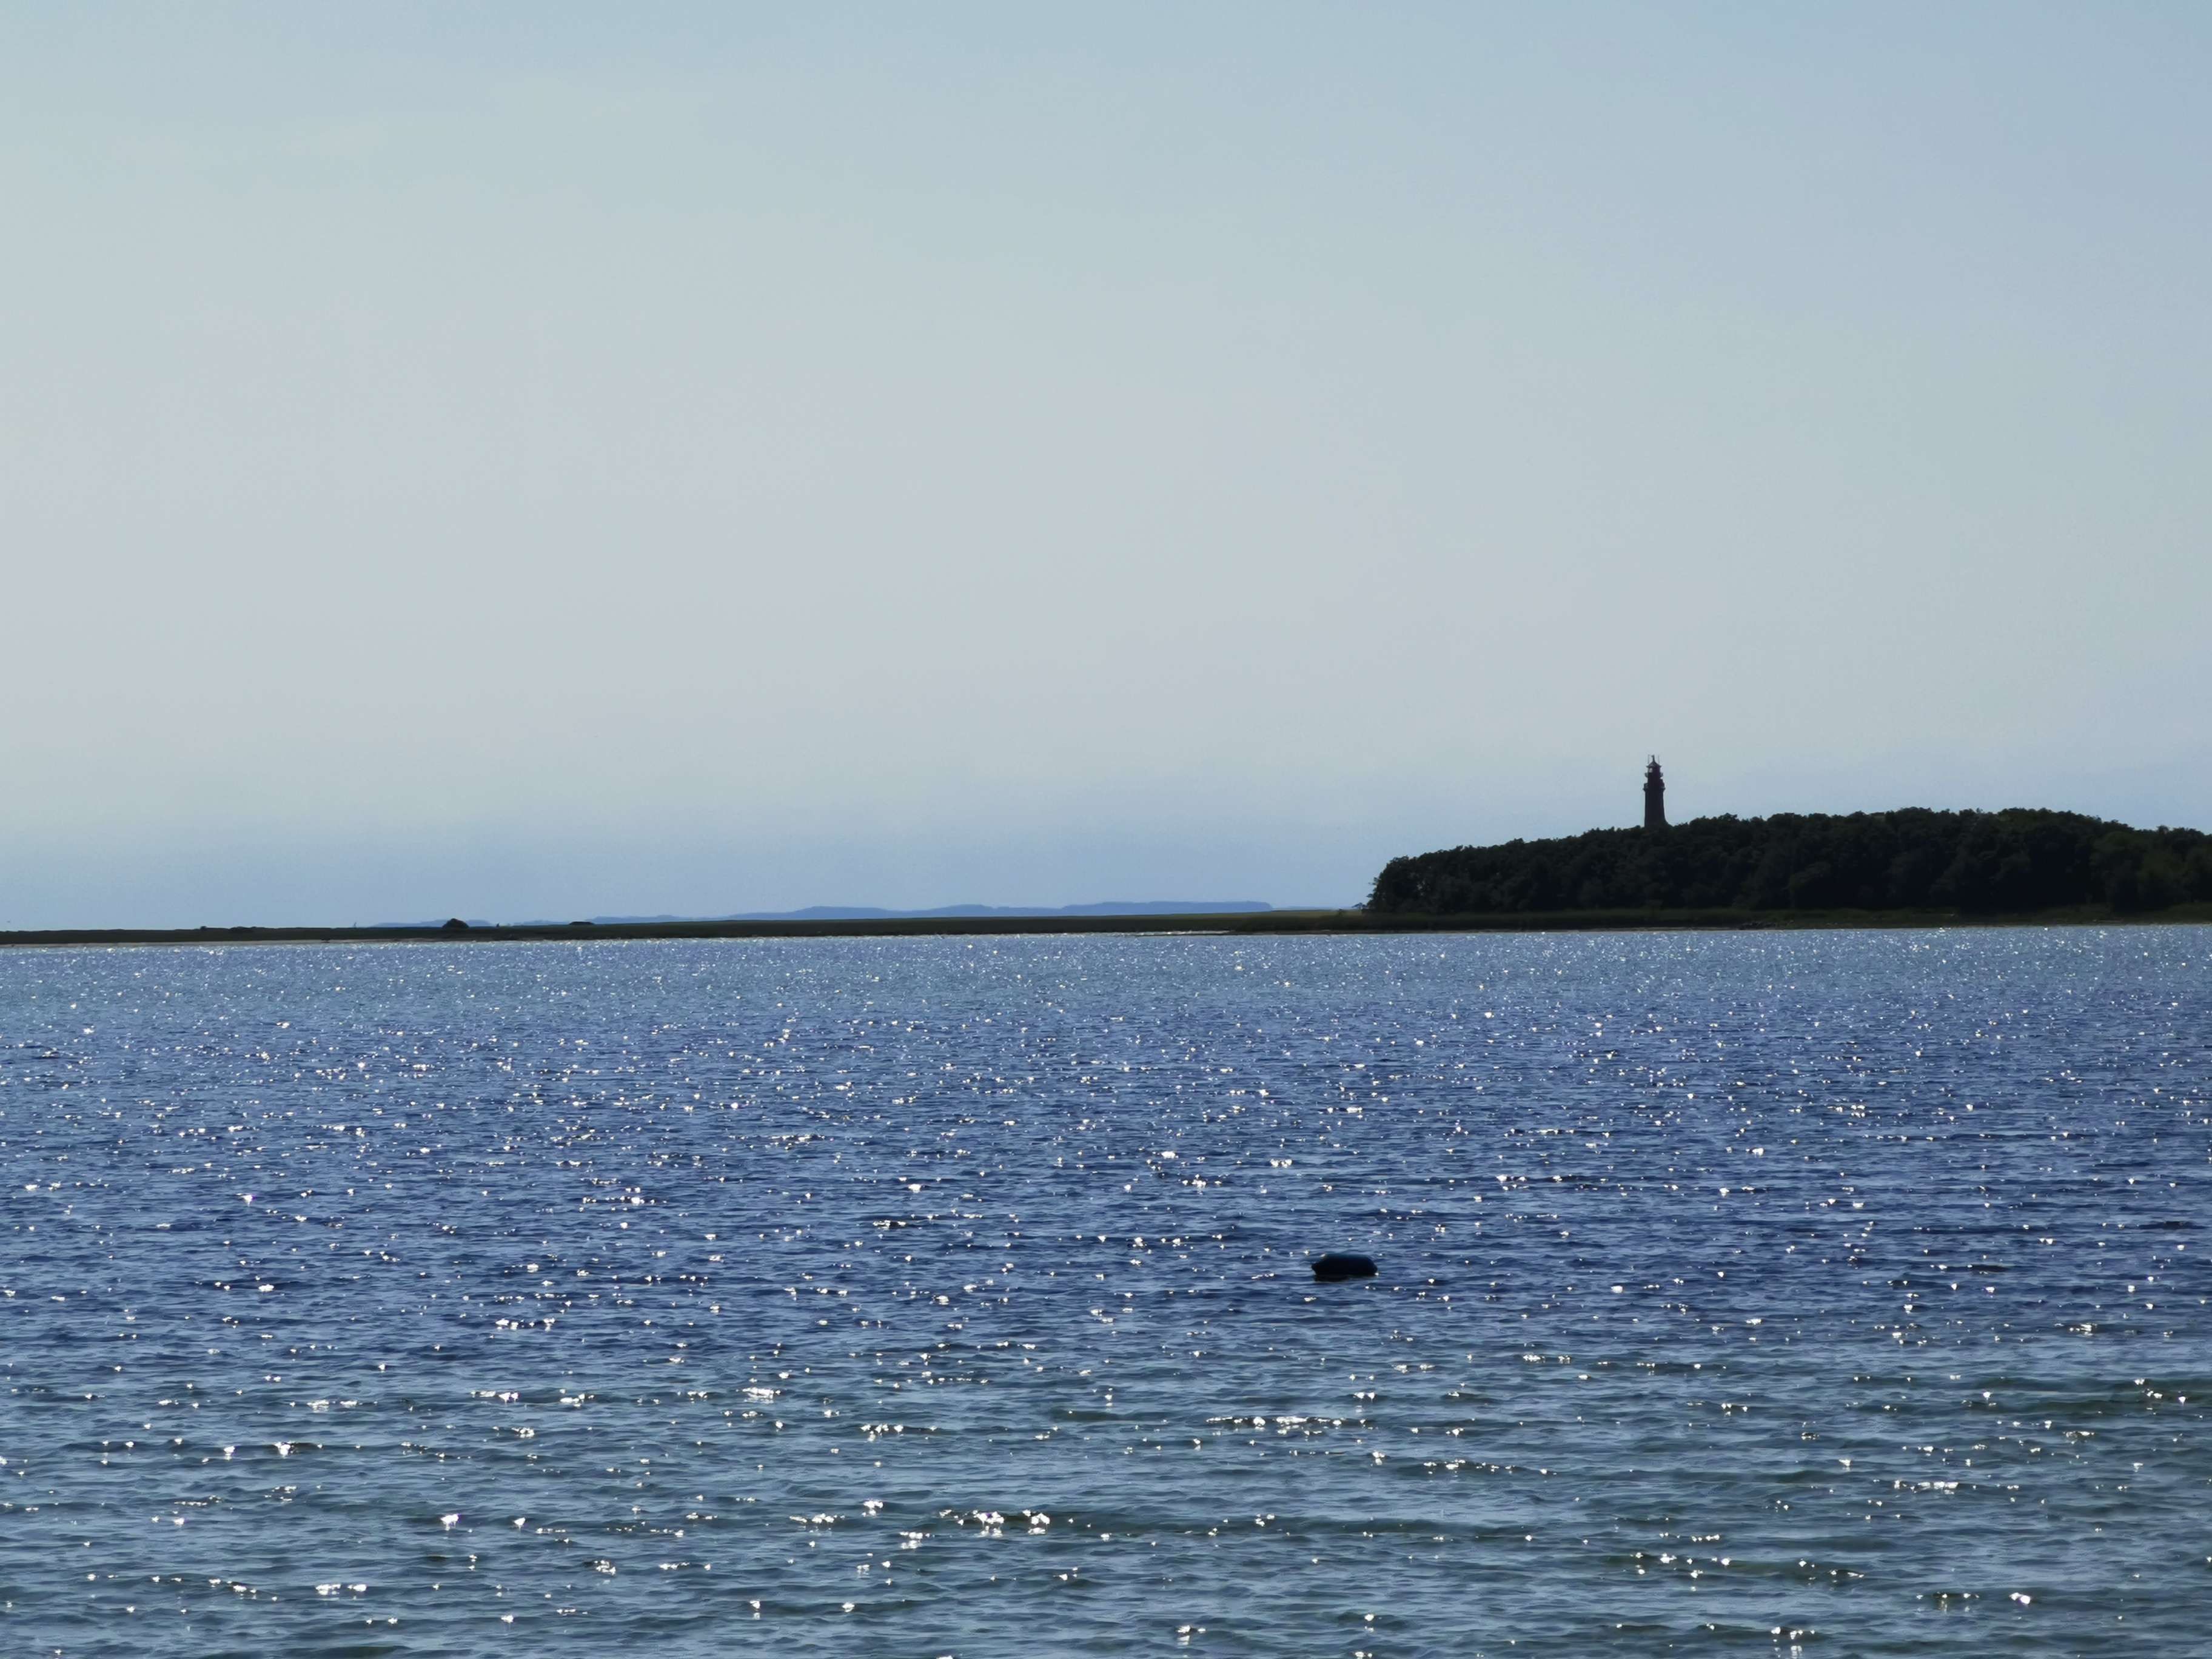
1367;809;2212;916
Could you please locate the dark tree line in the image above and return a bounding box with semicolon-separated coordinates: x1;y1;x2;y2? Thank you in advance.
1367;809;2212;916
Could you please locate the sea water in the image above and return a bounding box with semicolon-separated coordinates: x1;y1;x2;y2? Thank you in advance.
0;928;2206;1657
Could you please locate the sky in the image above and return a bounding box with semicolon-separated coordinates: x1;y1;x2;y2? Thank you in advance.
2;2;2207;925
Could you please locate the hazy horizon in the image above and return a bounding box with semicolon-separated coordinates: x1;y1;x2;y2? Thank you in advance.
5;4;2208;928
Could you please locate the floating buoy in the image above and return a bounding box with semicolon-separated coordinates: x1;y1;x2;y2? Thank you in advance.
1312;1252;1377;1282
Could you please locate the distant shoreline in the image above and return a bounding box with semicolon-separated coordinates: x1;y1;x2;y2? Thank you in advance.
1;902;2207;949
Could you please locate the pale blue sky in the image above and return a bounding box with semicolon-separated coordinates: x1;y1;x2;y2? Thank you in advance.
2;4;2207;923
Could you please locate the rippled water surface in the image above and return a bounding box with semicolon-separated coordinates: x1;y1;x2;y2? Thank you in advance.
2;928;2208;1657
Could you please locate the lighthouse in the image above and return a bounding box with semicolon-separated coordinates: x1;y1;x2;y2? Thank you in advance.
1643;757;1667;831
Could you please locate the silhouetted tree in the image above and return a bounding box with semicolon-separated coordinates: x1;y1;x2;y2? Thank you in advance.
1367;808;2210;916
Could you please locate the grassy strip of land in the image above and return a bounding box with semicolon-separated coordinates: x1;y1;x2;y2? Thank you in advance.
0;902;2207;950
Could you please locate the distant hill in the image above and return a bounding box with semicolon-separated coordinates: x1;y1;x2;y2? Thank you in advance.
1369;809;2212;916
545;900;1274;925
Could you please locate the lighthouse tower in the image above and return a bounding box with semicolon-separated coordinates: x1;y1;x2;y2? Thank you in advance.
1643;757;1667;831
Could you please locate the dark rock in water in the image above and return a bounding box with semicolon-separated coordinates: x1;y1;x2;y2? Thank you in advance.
1312;1252;1377;1282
